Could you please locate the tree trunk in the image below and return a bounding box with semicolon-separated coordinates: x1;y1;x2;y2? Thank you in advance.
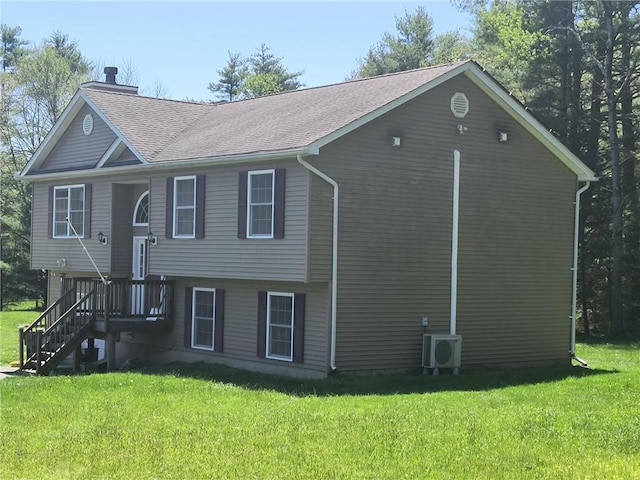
619;2;639;333
580;76;603;335
603;1;624;336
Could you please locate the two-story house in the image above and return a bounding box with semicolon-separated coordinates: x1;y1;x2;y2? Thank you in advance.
17;61;596;378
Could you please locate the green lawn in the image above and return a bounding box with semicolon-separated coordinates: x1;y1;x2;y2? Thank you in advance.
0;306;638;478
0;302;40;366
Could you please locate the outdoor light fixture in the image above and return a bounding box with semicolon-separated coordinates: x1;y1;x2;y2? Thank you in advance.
392;136;401;147
147;231;158;246
498;131;509;143
97;231;108;245
457;124;468;135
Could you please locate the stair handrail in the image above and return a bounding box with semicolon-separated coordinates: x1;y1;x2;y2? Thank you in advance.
42;287;96;337
22;287;75;333
21;287;96;371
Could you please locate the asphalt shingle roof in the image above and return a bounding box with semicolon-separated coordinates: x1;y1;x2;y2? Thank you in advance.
82;62;465;163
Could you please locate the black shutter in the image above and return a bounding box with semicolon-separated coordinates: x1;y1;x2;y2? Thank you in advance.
214;289;225;352
48;186;54;238
166;178;174;239
293;293;305;363
274;169;285;239
84;184;92;238
238;172;248;239
195;175;205;239
184;287;193;348
257;291;267;358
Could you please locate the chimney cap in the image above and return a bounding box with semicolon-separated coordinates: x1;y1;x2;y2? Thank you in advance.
104;66;118;84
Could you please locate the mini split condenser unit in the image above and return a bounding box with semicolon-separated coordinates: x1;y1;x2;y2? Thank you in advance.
422;334;462;375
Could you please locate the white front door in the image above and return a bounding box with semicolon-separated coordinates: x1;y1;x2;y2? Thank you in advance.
131;236;147;314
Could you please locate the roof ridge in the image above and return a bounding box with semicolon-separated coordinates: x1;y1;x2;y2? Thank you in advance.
81;61;469;108
209;61;469;107
81;86;214;107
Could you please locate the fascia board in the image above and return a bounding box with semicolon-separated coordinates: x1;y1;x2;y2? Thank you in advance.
463;64;597;182
16;148;308;182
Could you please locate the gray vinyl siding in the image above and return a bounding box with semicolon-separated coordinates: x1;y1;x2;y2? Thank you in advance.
454;77;575;366
153;278;329;377
148;159;308;282
307;75;577;372
307;173;333;282
31;180;111;272
106;147;140;166
37;104;116;172
31;161;308;282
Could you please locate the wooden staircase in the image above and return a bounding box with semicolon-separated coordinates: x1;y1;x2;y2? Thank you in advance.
19;286;97;375
18;277;175;374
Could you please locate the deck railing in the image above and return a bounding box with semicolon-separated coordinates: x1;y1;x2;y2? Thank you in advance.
61;277;175;323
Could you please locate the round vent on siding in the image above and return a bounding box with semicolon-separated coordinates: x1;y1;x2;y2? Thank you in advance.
83;114;94;135
450;92;469;118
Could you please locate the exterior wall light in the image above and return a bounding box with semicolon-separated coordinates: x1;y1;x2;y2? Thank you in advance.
97;231;108;245
392;136;401;147
147;231;158;246
498;132;509;142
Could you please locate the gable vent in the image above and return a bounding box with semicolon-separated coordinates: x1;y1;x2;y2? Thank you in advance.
82;114;94;136
450;92;469;118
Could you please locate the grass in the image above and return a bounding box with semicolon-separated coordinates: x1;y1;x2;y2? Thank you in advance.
0;305;639;478
0;301;40;366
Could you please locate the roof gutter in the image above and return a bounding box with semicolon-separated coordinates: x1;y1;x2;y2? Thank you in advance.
15;148;309;182
296;154;338;372
571;181;591;366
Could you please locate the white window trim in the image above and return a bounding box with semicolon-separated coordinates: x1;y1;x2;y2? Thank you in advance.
173;175;196;239
247;169;275;239
53;184;85;238
132;190;149;226
266;291;294;362
191;287;216;351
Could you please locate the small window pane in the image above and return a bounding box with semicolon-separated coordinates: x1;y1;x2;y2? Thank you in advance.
70;188;84;209
69;211;84;236
250;205;273;236
54;222;67;237
251;173;273;203
175;179;195;207
175;209;194;236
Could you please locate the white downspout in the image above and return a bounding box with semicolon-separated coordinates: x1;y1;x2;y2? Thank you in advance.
297;154;339;371
450;150;461;335
571;181;590;363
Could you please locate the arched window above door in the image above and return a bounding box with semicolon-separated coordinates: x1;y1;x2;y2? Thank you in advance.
133;191;149;226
